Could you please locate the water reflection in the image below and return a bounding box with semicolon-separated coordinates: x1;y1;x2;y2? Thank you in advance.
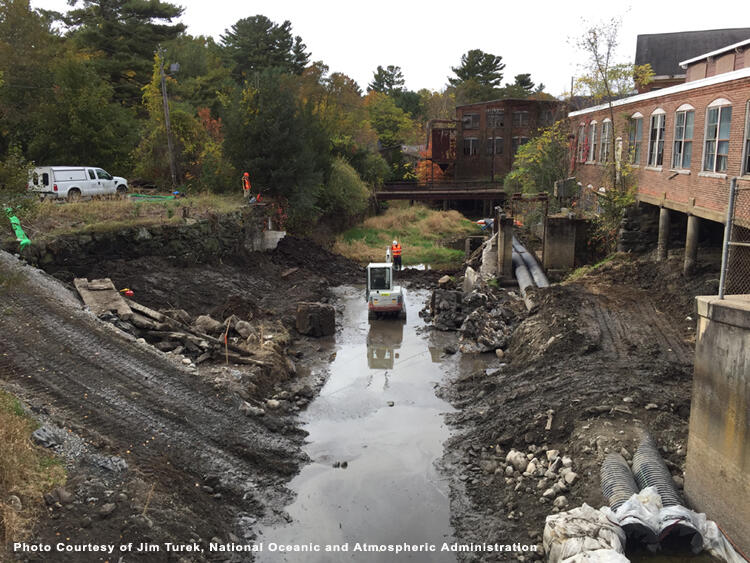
366;318;404;370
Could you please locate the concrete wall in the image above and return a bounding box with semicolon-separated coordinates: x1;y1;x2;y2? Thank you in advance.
686;295;750;554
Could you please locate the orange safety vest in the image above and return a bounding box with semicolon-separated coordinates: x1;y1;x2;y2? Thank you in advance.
392;243;402;257
242;175;251;193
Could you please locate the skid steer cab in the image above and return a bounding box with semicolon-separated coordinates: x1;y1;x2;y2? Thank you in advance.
366;263;406;320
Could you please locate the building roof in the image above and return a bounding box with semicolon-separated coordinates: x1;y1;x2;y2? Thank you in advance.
568;66;750;118
635;28;750;77
679;37;750;68
455;97;560;109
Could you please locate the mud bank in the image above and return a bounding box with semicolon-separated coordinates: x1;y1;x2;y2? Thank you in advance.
431;251;722;562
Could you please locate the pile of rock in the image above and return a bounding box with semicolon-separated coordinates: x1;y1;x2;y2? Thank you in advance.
474;444;579;516
422;271;519;354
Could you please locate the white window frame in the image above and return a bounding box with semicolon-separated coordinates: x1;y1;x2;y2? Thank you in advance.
672;104;695;170
629;112;643;165
599;119;612;162
647;109;666;168
487;109;504;129
702;99;732;174
587;121;597;162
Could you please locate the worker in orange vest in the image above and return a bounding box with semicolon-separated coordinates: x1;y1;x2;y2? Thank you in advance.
391;239;402;271
242;172;261;204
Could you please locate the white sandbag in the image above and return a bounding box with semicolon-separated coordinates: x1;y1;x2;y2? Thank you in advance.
562;549;630;563
479;232;498;278
543;503;626;563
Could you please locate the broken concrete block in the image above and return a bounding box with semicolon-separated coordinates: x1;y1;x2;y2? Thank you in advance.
295;302;335;337
192;315;223;335
235;320;254;339
463;267;480;294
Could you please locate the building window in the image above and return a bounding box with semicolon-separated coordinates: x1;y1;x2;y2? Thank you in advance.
512;111;529;127
648;111;665;167
486;137;504;155
540;109;554;127
744;101;750;175
672;106;694;169
463;137;478;156
588;122;597;162
703;102;732;173
629;117;643;164
462;113;479;129
511;136;528;154
487;109;504;129
577;124;586;163
599;120;612;162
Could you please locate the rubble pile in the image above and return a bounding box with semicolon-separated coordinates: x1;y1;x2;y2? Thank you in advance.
421;275;523;354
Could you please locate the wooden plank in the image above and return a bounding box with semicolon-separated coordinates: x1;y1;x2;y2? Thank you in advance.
281;267;299;278
127;300;167;322
74;278;133;319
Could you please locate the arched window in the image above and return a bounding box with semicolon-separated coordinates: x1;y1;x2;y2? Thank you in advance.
599;119;612;162
648;109;666;167
588;121;597;162
673;104;695;169
629;112;643;164
703;99;732;173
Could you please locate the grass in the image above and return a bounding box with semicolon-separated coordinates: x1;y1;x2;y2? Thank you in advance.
565;253;622;282
334;203;482;269
2;192;246;242
0;390;66;555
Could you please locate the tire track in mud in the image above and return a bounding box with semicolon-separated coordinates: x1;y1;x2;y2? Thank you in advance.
580;288;691;366
0;266;301;529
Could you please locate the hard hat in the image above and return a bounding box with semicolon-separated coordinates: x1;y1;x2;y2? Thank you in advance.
243;172;249;176
393;240;397;245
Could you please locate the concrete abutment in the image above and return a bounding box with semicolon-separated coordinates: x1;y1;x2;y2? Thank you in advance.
686;295;750;555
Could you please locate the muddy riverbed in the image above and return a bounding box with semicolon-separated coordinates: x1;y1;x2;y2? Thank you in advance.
256;287;478;562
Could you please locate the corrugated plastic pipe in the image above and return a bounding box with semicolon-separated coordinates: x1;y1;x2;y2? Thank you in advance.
601;453;639;511
632;434;683;507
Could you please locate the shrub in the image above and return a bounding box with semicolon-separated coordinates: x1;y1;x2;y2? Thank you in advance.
319;157;370;223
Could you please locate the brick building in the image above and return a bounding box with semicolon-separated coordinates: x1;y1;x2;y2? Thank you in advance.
455;98;565;181
570;37;750;274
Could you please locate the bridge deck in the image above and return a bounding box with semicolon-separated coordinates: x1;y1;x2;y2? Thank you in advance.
376;182;506;201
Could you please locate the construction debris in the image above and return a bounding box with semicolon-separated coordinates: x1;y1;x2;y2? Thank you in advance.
74;278;133;318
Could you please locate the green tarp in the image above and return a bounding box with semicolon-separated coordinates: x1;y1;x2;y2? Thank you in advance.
5;207;31;249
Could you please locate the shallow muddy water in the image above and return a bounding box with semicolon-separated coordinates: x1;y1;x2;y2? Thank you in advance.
256;287;457;562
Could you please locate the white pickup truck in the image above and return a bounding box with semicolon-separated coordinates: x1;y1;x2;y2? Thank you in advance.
28;166;128;201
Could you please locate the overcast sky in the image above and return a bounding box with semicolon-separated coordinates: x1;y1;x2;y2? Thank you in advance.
30;0;750;97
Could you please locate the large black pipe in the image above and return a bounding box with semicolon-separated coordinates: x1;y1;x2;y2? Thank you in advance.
512;237;550;288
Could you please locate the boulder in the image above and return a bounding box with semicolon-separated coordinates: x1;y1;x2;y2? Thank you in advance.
193;315;223;335
235;320;254;339
295;302;335;337
437;275;452;287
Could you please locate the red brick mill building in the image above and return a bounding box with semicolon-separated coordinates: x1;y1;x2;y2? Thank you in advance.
570;37;750;274
454;98;566;180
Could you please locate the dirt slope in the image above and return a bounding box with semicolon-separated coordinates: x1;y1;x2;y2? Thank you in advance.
0;252;305;561
440;253;718;561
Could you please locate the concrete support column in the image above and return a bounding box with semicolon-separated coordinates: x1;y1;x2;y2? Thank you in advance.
496;212;514;279
657;207;670;261
684;214;700;276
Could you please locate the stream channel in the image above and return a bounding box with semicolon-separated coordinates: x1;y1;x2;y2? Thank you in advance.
257;286;464;562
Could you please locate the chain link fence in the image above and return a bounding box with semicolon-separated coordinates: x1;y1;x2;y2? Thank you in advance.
721;179;750;296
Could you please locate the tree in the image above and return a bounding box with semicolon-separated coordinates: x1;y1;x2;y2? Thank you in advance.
132;54;235;190
319;157;370;224
220;15;309;82
223;69;330;217
575;17;653;191
364;91;418;149
503;122;569;194
65;0;185;106
449;49;505;88
28;55;138;172
368;65;404;94
0;0;59;152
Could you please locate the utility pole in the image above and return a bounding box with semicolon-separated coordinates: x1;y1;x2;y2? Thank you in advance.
158;48;177;190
